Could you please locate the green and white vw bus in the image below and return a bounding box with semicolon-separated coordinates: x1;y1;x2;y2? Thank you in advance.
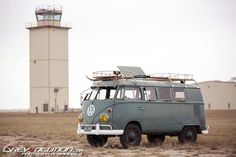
77;66;209;148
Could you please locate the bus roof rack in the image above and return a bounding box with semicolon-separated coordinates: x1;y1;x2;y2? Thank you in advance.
86;66;197;85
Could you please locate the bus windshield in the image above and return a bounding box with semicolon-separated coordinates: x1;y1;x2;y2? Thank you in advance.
85;87;117;100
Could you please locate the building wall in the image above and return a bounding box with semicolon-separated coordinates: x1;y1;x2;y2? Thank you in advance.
30;88;49;113
29;27;69;113
199;81;236;110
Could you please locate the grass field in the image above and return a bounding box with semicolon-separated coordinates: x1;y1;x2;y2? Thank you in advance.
0;110;236;157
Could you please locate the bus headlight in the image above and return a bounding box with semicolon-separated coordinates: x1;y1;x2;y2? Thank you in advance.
99;114;109;123
78;114;83;123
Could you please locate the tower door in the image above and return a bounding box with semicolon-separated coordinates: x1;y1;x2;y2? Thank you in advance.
64;105;68;112
43;103;48;112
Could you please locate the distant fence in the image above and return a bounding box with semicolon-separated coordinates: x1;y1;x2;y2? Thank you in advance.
0;108;81;113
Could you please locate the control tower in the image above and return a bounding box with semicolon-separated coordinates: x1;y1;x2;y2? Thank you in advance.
26;6;71;113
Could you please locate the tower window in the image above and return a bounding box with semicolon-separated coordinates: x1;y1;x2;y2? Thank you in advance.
36;13;61;22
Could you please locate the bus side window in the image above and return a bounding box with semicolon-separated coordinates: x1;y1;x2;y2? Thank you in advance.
96;89;107;100
158;87;172;101
116;87;141;100
108;88;116;99
116;88;124;99
173;88;186;101
144;87;157;101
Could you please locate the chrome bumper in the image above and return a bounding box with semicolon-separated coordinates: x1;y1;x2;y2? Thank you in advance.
202;125;209;135
77;123;124;135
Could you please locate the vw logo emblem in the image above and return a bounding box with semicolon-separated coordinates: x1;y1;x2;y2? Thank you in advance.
87;105;95;116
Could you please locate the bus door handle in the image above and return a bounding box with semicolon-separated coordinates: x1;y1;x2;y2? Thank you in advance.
139;107;144;110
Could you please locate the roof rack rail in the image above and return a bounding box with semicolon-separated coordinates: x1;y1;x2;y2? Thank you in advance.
149;73;194;81
86;71;131;81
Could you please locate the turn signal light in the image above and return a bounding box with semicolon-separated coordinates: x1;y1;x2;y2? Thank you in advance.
78;114;83;123
99;114;109;123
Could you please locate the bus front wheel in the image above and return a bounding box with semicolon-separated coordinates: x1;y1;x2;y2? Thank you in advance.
120;124;142;148
178;127;197;144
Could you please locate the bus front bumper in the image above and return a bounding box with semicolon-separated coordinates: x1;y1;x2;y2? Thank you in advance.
202;125;209;135
77;123;124;135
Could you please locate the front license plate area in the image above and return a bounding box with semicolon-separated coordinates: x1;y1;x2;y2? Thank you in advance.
84;126;92;131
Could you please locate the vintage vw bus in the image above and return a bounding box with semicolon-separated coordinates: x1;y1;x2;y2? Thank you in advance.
77;66;209;148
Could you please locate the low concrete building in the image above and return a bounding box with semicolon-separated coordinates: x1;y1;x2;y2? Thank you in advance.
199;81;236;110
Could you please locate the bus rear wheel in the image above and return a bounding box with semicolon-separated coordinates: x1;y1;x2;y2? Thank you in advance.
87;135;108;147
120;124;142;148
178;127;197;144
147;135;165;145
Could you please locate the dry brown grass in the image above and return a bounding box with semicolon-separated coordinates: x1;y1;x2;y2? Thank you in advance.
0;110;236;157
0;113;80;140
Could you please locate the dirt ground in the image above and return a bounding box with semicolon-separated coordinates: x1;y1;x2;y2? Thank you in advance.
0;110;235;157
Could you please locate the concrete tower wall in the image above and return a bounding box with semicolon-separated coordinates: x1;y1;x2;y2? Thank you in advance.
29;27;69;113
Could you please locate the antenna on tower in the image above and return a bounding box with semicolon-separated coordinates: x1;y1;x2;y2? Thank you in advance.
52;0;55;7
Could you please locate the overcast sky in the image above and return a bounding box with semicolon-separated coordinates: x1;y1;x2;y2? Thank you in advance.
0;0;236;109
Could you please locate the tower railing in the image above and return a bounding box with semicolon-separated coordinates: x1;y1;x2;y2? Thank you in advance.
35;5;62;12
25;21;72;28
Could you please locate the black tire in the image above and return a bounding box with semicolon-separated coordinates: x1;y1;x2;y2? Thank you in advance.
147;135;165;145
87;135;108;147
178;127;197;144
120;124;142;148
